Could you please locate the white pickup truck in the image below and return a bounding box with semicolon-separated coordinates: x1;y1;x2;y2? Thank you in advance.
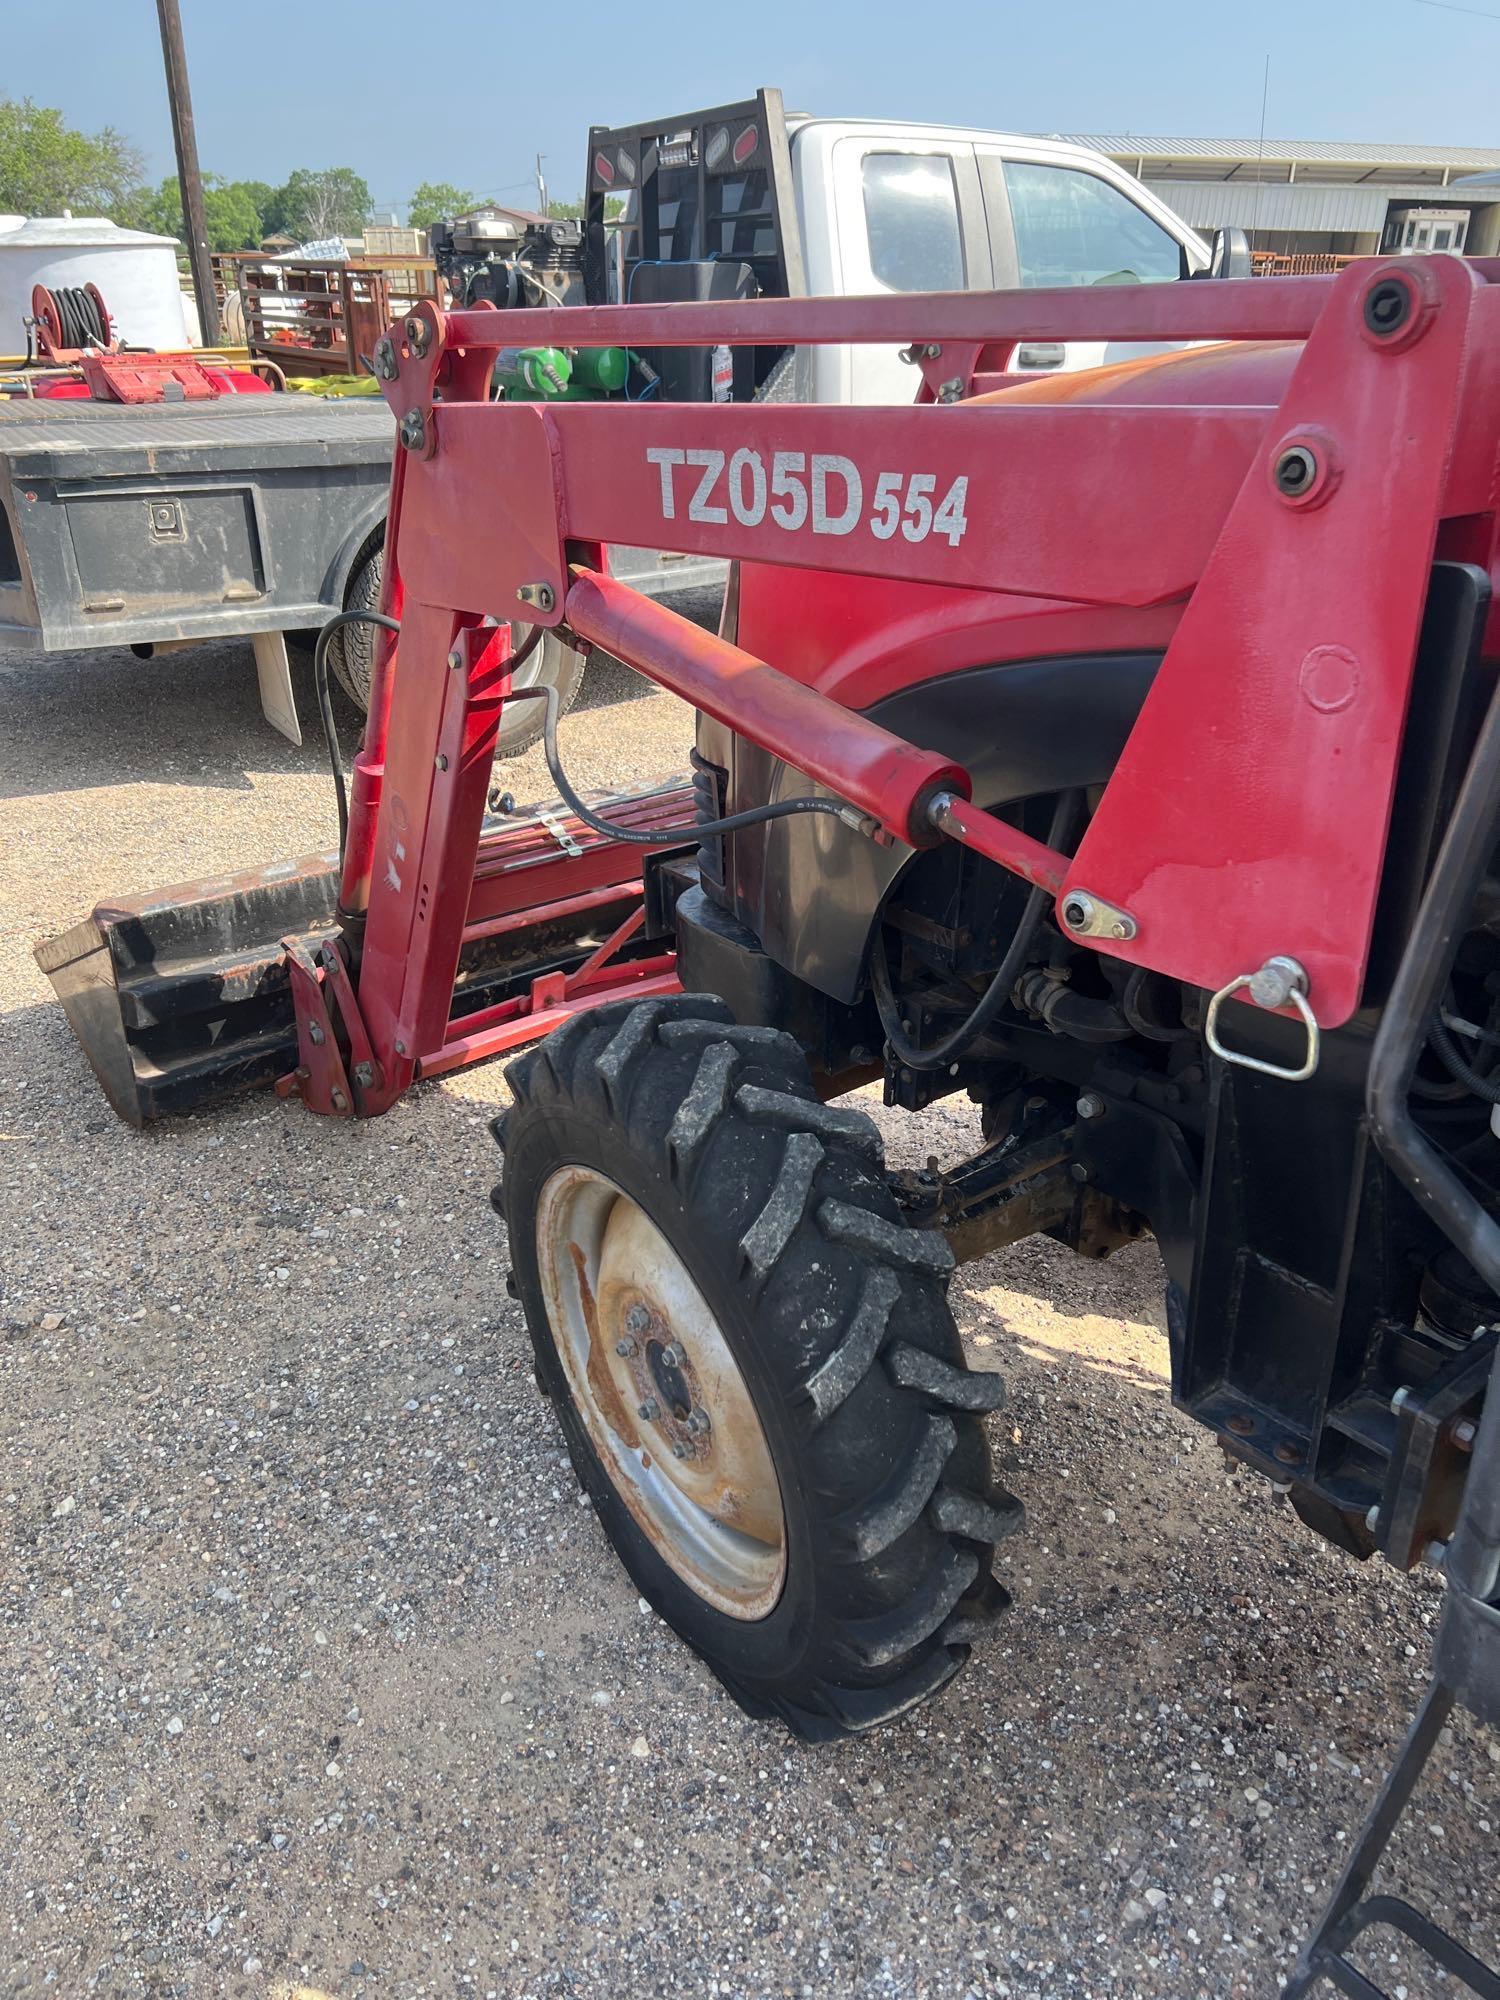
586;88;1226;405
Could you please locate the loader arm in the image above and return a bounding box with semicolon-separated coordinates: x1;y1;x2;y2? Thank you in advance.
39;258;1500;1126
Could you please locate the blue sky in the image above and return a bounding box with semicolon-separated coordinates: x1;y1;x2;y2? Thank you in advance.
10;0;1500;217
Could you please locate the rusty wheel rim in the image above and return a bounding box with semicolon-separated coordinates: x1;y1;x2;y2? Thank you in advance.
536;1166;787;1620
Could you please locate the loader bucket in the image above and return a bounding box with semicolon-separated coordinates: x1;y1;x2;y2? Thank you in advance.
36;784;697;1126
35;851;342;1126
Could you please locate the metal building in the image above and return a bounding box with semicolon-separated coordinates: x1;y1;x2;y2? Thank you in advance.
1065;136;1500;261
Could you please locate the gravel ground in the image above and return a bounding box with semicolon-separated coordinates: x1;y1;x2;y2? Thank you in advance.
2;626;1498;2000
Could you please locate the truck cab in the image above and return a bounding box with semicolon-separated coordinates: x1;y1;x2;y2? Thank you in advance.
789;119;1210;401
588;92;1213;408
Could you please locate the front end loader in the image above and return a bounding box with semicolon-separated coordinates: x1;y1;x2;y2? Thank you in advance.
37;260;1500;1994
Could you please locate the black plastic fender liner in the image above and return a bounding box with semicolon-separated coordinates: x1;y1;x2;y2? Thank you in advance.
701;650;1162;1007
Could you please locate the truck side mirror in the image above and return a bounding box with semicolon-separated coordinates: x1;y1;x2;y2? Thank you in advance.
1208;226;1253;280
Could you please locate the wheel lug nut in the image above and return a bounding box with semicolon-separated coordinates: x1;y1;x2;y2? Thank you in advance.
661;1341;686;1367
615;1337;638;1358
671;1442;689;1459
625;1304;650;1335
685;1408;711;1435
638;1398;660;1422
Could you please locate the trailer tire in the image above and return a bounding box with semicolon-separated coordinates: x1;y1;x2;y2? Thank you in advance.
494;994;1021;1740
326;540;585;757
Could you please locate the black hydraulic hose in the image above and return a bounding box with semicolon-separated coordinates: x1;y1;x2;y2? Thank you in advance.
318;613;862;859
313;608;404;857
501;683;870;844
869;790;1086;1073
1428;1012;1500;1105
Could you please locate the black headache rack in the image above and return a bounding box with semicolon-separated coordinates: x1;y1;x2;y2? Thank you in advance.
583;87;805;403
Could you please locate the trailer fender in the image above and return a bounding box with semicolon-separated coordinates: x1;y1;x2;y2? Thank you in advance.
320;501;388;617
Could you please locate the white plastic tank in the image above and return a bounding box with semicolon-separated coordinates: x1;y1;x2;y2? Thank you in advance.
0;215;195;357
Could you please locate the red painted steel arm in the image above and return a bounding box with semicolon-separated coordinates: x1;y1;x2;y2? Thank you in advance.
439;276;1333;355
563;567;968;846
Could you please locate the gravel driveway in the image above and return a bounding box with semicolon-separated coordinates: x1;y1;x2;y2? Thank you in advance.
2;630;1497;1999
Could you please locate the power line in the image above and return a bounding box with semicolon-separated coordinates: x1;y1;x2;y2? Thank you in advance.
1414;0;1500;20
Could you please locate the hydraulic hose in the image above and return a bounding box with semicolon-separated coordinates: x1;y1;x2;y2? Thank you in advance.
501;683;877;845
1429;1012;1500;1105
315;612;867;863
869;790;1086;1073
313;608;406;856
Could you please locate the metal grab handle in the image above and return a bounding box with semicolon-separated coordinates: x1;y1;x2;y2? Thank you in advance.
1205;955;1321;1082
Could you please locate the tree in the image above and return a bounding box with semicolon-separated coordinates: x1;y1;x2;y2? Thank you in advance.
407;181;477;230
547;193;623;221
119;174;263;252
237;180;281;237
0;97;144;216
276;167;371;242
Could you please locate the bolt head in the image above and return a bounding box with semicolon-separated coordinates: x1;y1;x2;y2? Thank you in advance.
1076;1092;1105;1121
1365;1503;1382;1533
1453;1416;1479;1451
615;1338;638;1359
308;1024;325;1046
353;1062;374;1087
399;409;425;451
661;1341;687;1368
671;1442;689;1460
637;1399;660;1422
1391;1384;1413;1416
435;753;449;772
685;1408;711;1436
330;1089;349;1113
624;1304;650;1336
448;649;463;670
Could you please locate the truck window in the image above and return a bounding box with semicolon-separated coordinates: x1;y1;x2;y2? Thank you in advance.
1003;162;1181;288
861;154;965;292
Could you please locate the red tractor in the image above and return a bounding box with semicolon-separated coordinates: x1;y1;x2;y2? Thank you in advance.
39;258;1500;1995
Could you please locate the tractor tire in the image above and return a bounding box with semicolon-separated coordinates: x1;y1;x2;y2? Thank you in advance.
326;540;585;758
494;993;1021;1740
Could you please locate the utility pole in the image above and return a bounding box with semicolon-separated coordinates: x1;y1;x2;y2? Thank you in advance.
155;0;220;346
536;153;548;216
